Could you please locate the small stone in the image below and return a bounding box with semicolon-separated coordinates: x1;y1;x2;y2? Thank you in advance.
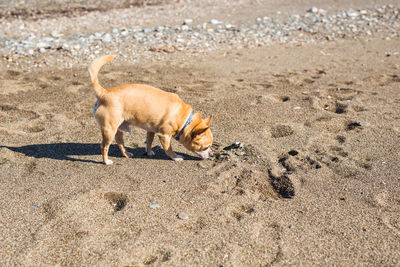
39;47;46;53
163;179;170;183
346;11;359;17
102;33;112;43
149;204;160;209
177;212;189;220
142;28;152;34
209;19;220;25
183;19;193;25
61;43;69;50
36;42;49;49
50;30;61;38
307;7;318;13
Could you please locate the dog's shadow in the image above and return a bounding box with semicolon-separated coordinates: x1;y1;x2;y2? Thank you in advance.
2;143;200;164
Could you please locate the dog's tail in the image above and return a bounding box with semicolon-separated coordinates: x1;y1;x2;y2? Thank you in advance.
88;55;115;98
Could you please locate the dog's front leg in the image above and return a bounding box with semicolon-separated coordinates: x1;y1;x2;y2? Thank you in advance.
116;130;133;158
158;134;183;161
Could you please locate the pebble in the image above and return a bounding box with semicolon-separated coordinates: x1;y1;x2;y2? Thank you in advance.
307;7;319;13
102;33;112;43
177;212;189;220
36;42;49;49
183;19;193;25
149;204;160;209
50;30;61;37
1;5;399;68
209;19;220;25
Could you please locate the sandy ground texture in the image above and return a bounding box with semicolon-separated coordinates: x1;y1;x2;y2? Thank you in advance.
1;1;400;266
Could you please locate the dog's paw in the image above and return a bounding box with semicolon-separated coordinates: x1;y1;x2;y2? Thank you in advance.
105;159;113;165
172;155;184;162
147;150;155;156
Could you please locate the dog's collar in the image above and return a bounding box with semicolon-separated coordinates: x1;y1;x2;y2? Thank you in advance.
175;113;193;141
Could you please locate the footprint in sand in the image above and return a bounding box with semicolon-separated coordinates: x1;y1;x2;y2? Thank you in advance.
382;215;400;236
270;124;294;138
372;192;400;236
0;105;40;123
228;222;283;266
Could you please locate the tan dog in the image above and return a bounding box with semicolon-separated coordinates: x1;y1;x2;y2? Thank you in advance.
88;55;213;164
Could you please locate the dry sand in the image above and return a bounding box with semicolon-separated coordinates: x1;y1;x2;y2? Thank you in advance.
1;1;400;266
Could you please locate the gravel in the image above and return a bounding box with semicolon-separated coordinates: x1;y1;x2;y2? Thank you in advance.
0;5;399;69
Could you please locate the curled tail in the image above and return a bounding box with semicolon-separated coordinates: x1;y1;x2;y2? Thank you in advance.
88;55;115;98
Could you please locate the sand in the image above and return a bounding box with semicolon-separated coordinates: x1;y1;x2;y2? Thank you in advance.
1;1;400;266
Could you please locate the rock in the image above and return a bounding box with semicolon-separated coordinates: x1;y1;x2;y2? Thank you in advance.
61;43;69;50
177;212;189;220
102;33;112;43
209;19;220;25
223;142;243;151
50;30;62;38
142;28;152;34
36;42;49;49
39;47;46;53
183;19;193;25
307;7;318;13
149;204;160;209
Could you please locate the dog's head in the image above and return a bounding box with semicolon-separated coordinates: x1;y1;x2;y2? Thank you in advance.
181;113;213;159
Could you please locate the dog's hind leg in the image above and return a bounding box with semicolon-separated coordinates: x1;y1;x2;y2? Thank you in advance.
101;126;118;165
146;132;155;156
116;130;133;158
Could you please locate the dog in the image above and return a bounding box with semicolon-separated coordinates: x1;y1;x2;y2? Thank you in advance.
88;55;213;165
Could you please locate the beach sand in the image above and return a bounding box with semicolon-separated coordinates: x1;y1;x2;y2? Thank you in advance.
0;1;399;266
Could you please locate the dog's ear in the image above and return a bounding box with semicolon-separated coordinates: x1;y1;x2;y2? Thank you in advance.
191;125;209;138
204;115;212;126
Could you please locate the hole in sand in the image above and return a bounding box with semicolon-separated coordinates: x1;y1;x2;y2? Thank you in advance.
346;122;362;131
281;96;290;102
104;192;128;212
268;170;295;199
